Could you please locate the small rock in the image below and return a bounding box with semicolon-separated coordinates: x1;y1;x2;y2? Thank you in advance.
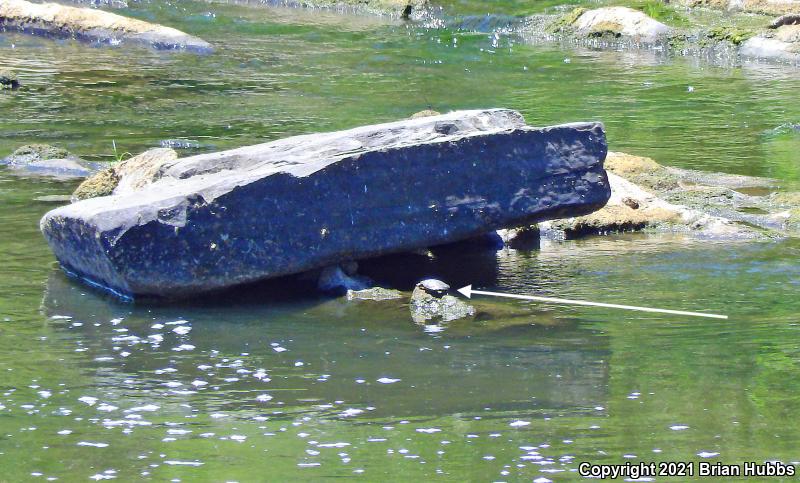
346;287;403;301
410;109;442;119
0;69;19;90
622;197;640;209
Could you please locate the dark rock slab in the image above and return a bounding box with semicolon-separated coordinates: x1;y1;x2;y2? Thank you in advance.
40;109;610;299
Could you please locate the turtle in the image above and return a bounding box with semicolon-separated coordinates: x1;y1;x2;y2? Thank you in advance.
414;279;450;298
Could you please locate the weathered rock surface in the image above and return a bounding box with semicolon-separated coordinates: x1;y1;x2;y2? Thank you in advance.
0;0;212;52
40;109;610;298
741;24;800;63
73;147;178;200
566;7;671;43
1;144;100;179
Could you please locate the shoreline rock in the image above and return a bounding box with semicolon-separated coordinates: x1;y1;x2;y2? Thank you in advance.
40;109;610;299
0;0;213;52
741;24;800;63
537;152;799;240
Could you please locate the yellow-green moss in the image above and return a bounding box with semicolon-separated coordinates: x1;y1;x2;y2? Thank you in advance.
72;168;119;200
707;26;755;45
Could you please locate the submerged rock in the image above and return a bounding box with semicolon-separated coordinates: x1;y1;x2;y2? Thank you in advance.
318;265;373;293
1;144;99;179
561;7;671;43
40;109;610;298
73;148;178;200
540;152;799;240
0;0;212;52
410;279;475;323
0;69;19;90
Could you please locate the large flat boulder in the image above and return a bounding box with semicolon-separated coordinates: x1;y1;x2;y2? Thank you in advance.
40;109;610;299
0;0;212;52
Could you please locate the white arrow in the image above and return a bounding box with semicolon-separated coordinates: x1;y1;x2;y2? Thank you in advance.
456;285;728;319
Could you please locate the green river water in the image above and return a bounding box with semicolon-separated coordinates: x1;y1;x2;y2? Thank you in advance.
1;1;800;481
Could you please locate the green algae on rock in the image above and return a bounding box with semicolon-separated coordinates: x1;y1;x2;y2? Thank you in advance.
72;168;119;201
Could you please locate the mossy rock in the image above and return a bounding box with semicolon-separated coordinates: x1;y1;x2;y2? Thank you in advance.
547;7;587;33
7;144;70;162
21;144;69;159
72;168;119;201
